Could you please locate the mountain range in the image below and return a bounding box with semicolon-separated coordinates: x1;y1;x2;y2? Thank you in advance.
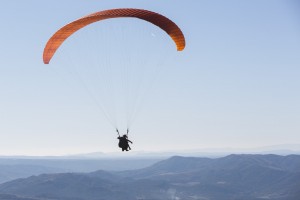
0;154;299;200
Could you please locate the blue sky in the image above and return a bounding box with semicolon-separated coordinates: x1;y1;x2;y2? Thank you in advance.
0;1;299;155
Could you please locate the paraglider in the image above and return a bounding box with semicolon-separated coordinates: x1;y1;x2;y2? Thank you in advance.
43;8;185;64
116;129;132;151
43;8;185;151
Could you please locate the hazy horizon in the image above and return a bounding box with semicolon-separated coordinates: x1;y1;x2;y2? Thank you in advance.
0;143;299;157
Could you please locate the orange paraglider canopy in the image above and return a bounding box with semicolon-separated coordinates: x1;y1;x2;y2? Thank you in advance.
43;8;186;64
